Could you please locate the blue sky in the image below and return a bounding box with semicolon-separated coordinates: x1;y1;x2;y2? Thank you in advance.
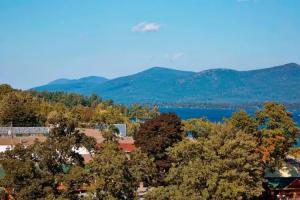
0;0;300;89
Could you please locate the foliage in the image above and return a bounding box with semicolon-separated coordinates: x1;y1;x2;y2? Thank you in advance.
182;118;213;138
30;91;102;108
93;104;126;125
60;166;89;199
0;92;41;126
0;84;299;199
134;113;183;185
0;119;96;200
146;123;264;200
101;125;119;143
0;84;14;100
0;84;135;129
0;144;57;199
229;103;299;169
255;102;299;169
128;148;156;186
128;104;160;122
229;110;258;134
87;142;155;200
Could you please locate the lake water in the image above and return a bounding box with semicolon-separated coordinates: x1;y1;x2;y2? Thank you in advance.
160;108;300;147
159;108;300;126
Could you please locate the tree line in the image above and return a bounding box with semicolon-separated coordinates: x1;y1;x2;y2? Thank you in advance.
142;103;299;199
0;84;299;199
0;84;159;134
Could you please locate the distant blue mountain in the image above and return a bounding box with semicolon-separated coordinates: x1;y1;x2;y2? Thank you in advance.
34;76;108;94
32;63;300;104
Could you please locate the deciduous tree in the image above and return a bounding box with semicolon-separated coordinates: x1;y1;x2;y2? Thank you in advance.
134;113;183;185
146;123;264;200
0;92;40;126
256;102;299;169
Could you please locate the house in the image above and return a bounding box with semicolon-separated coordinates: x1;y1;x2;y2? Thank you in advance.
265;156;300;199
0;135;46;153
0;127;136;163
0;127;49;152
266;178;300;199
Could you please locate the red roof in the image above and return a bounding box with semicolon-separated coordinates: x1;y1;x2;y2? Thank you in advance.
95;143;136;153
287;179;300;189
57;183;65;191
118;143;136;152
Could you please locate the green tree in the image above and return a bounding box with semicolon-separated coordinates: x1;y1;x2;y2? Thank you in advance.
0;92;40;126
151;105;160;118
0;144;57;200
87;143;155;199
182;118;213;138
0;84;14;100
93;104;125;125
102;125;119;143
88;93;102;108
146;123;264;200
61;166;89;200
229;110;258;134
128;148;156;186
87;142;138;199
129;104;144;122
38;120;96;172
0;119;96;200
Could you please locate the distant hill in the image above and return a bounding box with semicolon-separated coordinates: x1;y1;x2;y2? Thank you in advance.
32;63;300;104
34;76;108;94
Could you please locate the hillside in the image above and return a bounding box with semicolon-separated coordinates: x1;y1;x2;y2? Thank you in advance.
32;63;300;104
34;76;108;94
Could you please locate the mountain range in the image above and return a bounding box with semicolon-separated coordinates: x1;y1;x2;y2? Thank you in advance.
32;63;300;104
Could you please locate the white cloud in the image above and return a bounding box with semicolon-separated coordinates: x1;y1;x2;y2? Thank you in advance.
131;22;161;33
165;53;184;62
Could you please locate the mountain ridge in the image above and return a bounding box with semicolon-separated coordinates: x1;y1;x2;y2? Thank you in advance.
32;63;300;104
48;76;108;85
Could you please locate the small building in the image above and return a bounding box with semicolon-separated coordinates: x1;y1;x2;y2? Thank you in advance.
266;178;300;199
265;156;300;199
0;135;46;153
0;127;135;161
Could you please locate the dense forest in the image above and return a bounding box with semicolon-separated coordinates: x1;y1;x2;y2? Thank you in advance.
0;84;299;199
0;84;159;134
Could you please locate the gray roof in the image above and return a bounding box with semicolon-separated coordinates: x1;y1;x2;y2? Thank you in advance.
0;127;50;135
